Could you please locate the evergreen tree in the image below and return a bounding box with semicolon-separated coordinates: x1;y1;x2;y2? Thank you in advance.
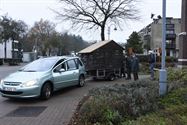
125;31;143;54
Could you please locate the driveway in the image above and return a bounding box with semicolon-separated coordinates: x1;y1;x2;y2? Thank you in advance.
0;64;148;125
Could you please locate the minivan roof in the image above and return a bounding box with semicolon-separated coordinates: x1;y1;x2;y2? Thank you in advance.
39;56;79;61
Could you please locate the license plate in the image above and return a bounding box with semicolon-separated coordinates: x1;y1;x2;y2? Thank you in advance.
3;87;16;91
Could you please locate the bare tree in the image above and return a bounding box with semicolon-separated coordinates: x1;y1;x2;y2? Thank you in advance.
55;0;140;41
28;19;56;56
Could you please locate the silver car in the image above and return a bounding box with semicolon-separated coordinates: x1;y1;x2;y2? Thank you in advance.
0;56;86;99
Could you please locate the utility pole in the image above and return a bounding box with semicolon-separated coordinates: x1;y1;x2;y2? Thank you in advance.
159;0;167;96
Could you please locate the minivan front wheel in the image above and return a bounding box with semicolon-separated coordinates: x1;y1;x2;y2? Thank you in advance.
41;83;52;100
78;75;85;87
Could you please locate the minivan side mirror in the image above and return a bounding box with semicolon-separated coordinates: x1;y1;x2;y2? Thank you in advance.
59;68;65;72
54;68;65;73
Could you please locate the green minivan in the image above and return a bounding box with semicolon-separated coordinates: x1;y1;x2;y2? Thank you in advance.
0;56;86;99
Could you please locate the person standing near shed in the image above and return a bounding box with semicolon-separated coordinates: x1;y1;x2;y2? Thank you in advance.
148;50;156;80
131;52;139;81
126;54;132;80
121;56;126;78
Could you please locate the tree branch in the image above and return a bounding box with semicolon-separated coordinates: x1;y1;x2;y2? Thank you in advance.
56;0;140;40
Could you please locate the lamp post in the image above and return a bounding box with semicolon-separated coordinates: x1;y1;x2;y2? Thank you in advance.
159;0;167;96
108;24;117;40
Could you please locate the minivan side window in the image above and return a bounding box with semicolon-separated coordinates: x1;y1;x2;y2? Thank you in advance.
61;63;66;70
74;58;83;68
53;59;64;68
67;59;77;70
54;62;66;72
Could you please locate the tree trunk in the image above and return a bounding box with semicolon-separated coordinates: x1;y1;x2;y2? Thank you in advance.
101;25;105;41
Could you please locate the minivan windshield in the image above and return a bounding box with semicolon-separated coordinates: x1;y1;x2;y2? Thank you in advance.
20;58;58;72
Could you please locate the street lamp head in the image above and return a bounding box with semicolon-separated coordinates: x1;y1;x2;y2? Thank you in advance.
157;15;162;19
151;13;155;19
108;23;117;40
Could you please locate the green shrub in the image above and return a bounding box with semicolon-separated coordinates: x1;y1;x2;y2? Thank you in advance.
137;55;177;63
139;63;149;75
159;88;187;107
155;68;187;83
136;55;149;63
139;62;175;75
78;96;122;125
167;68;187;82
165;56;177;63
69;77;187;125
71;80;159;125
121;87;187;125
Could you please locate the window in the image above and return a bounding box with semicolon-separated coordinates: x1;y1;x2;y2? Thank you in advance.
61;63;66;69
21;58;57;72
166;19;172;24
74;58;83;68
166;40;172;44
67;60;77;70
53;59;64;68
166;24;174;30
166;30;175;34
54;62;66;72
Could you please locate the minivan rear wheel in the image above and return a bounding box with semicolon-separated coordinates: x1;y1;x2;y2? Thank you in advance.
41;83;52;100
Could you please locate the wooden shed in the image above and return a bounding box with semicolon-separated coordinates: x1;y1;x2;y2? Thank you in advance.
79;40;124;80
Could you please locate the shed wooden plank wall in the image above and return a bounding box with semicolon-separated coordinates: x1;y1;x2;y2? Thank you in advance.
80;41;124;71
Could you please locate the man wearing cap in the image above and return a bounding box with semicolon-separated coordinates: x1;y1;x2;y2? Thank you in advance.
148;50;156;80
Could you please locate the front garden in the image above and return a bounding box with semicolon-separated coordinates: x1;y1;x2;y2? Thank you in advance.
69;68;187;125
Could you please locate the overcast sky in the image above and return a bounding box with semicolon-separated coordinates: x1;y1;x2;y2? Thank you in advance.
0;0;182;43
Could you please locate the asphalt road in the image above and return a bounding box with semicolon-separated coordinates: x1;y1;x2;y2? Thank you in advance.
0;64;141;125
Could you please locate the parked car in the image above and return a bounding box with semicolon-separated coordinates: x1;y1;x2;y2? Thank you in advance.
0;56;86;99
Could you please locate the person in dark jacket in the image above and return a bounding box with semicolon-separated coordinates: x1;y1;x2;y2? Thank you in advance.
131;52;139;81
121;58;126;78
126;54;132;80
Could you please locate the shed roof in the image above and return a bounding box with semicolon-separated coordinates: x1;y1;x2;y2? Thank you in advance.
79;40;123;54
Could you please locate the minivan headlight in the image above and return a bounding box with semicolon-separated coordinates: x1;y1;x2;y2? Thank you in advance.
21;80;38;87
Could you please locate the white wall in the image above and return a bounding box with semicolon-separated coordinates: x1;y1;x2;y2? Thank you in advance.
0;43;4;58
0;40;13;58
